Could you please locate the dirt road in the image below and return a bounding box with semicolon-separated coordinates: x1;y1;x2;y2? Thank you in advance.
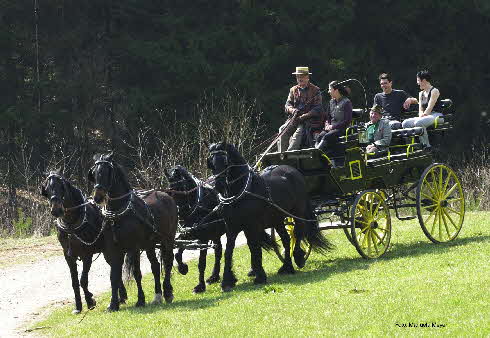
0;234;246;337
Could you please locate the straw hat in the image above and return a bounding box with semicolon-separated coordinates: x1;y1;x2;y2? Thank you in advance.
292;66;312;75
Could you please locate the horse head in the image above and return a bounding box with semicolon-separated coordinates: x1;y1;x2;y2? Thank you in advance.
40;169;69;217
166;165;196;193
206;142;246;196
88;152;129;204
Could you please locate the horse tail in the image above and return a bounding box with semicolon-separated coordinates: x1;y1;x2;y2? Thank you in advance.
260;230;277;252
302;200;334;255
122;252;136;283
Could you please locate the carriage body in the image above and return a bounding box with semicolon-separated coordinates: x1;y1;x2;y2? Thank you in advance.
262;99;465;259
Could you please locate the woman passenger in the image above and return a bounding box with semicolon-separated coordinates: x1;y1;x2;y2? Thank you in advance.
315;81;352;166
401;70;443;149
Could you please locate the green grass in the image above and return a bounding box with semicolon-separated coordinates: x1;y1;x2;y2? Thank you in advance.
35;212;489;336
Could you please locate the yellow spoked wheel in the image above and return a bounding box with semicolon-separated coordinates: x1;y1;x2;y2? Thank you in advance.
416;163;465;243
351;190;392;259
271;218;312;267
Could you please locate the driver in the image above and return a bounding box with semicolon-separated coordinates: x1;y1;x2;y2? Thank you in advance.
278;66;323;152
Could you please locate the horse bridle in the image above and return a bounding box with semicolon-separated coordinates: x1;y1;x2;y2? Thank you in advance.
92;160;116;192
45;173;67;204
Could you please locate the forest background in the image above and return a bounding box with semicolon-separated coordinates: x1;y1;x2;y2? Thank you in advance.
1;0;489;235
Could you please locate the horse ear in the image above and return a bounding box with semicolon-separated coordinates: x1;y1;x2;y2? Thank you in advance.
87;168;95;183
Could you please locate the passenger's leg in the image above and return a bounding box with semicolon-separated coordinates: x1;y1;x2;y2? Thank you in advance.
287;124;305;151
389;120;402;130
401;117;417;129
413;115;436;146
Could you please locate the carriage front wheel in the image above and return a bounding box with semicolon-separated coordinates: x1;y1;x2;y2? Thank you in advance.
416;163;465;243
271;218;312;267
351;190;392;259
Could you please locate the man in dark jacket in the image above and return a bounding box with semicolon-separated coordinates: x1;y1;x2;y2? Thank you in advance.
278;66;323;152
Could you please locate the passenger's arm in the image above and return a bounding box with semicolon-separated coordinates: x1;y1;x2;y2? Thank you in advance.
418;91;424;117
300;90;322;121
423;88;440;116
374;120;392;147
403;97;418;110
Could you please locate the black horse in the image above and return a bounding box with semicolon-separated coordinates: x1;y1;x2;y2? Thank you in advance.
40;170;128;314
166;165;277;293
206;142;332;291
88;153;178;311
165;166;223;293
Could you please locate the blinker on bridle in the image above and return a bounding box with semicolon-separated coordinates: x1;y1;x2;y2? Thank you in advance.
92;160;115;191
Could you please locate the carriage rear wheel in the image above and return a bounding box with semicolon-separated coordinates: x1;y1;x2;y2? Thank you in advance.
416;163;465;243
351;190;392;259
271;218;312;267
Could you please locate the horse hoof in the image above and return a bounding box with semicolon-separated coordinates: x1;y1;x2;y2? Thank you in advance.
119;297;127;305
247;269;256;277
87;299;96;310
152;293;163;305
278;265;296;275
221;285;233;292
294;251;306;268
72;309;81;315
193;284;206;293
178;264;189;275
165;294;174;304
135;300;146;307
254;277;267;285
206;275;220;284
106;304;119;312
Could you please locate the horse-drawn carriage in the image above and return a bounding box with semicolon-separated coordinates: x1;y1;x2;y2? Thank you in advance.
260;99;465;259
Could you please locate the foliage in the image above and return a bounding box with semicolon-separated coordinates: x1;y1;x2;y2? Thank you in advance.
34;212;490;336
12;208;32;237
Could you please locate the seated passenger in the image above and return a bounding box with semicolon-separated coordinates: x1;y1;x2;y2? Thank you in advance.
365;104;392;153
278;66;323;152
401;70;443;149
374;73;418;129
315;81;352;166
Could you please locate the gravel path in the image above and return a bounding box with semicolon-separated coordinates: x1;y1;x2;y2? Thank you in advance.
0;234;247;337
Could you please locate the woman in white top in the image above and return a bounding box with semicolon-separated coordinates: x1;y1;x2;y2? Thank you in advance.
401;70;443;148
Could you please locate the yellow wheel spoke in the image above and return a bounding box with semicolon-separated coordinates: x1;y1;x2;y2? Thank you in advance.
372;229;386;246
423;176;437;198
370;231;379;255
442;171;452;195
372;202;381;219
445;205;463;216
421;192;437;202
438;208;443;241
438;166;444;192
443;183;459;200
445;197;463;203
441;210;452;239
430;207;439;236
442;208;460;231
421;203;438;210
424;206;438;225
356;219;370;226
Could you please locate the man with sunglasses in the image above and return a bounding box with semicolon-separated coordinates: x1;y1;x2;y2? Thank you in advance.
278;66;323;152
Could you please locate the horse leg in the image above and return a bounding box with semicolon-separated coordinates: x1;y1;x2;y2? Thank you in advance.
119;279;128;304
247;241;256;277
107;253;124;312
146;248;163;304
64;253;83;314
193;250;207;293
161;243;174;303
175;248;189;275
130;250;146;307
206;238;222;284
275;226;295;274
80;255;96;310
244;229;267;284
221;231;238;292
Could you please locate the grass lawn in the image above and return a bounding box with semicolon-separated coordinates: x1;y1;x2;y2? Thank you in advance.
34;212;489;336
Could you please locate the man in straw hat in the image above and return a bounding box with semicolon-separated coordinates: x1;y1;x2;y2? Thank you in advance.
365;103;392;153
278;66;324;152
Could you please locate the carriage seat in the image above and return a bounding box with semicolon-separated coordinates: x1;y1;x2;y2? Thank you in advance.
352;109;364;120
392;127;424;138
